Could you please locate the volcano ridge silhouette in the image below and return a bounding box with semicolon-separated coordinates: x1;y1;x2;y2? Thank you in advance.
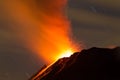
31;47;120;80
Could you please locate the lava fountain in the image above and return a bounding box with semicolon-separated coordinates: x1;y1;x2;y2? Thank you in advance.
2;0;81;64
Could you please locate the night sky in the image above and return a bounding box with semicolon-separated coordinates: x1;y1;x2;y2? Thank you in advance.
68;0;120;48
0;0;120;80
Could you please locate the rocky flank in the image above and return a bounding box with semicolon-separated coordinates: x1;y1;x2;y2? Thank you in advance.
31;47;120;80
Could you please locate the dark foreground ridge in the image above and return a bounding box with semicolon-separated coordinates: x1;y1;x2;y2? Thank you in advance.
30;47;120;80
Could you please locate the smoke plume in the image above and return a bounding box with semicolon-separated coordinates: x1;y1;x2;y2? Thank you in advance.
2;0;80;64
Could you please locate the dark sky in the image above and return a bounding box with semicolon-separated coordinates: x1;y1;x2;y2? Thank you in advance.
68;0;120;48
0;0;120;80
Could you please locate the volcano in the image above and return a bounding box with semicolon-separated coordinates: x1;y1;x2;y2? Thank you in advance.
30;47;120;80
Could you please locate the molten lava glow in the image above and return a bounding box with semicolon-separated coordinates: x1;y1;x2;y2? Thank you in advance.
58;49;74;58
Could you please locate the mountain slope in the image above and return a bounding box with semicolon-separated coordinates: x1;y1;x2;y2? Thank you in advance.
31;47;120;80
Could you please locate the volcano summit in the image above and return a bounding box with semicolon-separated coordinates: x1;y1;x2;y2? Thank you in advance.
31;47;120;80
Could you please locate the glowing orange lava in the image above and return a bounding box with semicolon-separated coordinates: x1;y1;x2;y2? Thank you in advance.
59;49;73;58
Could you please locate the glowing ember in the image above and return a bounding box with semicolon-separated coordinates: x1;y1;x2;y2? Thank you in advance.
60;50;74;58
57;49;74;58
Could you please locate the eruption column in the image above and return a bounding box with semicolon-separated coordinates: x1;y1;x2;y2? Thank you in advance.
33;0;80;64
2;0;80;64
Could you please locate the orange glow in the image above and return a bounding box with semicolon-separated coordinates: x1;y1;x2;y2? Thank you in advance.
2;0;81;64
31;25;80;64
27;0;81;64
57;49;74;58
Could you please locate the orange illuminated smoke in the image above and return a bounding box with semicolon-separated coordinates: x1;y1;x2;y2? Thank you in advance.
32;25;80;64
29;0;80;64
25;0;80;64
3;0;81;64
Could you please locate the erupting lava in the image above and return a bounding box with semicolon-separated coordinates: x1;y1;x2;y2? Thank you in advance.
60;49;74;58
57;49;75;59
